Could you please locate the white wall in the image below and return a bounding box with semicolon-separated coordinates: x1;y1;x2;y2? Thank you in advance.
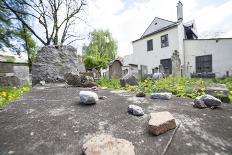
184;39;232;77
128;26;181;74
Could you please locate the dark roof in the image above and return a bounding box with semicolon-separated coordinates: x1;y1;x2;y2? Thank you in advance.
132;23;177;43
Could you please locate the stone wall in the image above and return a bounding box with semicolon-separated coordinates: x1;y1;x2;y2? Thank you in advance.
0;62;29;86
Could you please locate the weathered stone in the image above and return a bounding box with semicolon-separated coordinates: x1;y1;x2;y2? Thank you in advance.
193;100;207;109
136;92;146;97
82;134;135;155
148;111;176;136
150;92;172;100
128;105;144;116
79;91;98;104
120;74;138;87
32;45;85;85
0;76;20;87
194;94;222;107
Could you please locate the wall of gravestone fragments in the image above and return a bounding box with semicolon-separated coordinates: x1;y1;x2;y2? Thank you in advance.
0;62;29;86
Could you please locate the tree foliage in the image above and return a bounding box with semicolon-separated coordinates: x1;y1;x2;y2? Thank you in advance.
83;29;118;70
2;0;86;46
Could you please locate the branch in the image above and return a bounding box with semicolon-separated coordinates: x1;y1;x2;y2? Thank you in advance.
2;0;47;45
161;123;181;155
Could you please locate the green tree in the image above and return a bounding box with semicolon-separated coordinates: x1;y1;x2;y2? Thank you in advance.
83;29;118;70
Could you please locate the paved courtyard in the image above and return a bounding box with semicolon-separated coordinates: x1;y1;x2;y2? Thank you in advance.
0;83;232;155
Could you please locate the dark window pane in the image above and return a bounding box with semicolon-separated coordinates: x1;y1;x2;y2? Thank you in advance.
196;55;212;73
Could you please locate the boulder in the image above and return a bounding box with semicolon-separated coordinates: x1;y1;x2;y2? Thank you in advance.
150;92;172;100
82;134;135;155
32;45;85;86
148;111;176;136
79;91;98;104
194;94;222;107
99;96;107;100
128;105;144;116
136;92;146;97
120;74;138;87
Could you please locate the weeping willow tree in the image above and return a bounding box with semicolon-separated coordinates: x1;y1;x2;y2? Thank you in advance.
82;29;118;70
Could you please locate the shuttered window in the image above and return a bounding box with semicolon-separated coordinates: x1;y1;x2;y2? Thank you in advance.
147;39;153;51
161;34;169;48
196;55;212;73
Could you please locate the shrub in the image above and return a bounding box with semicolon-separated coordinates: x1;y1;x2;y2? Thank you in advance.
0;83;31;107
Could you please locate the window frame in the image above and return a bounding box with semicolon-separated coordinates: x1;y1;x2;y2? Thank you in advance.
196;55;212;73
147;39;153;51
161;34;169;48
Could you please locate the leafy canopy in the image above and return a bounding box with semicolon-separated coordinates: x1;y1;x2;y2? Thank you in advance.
82;29;118;70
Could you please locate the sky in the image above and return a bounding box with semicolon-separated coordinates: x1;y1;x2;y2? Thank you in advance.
1;0;232;61
80;0;232;57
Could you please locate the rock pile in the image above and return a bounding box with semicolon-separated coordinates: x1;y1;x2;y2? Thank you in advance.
64;72;97;87
136;92;146;97
32;45;85;85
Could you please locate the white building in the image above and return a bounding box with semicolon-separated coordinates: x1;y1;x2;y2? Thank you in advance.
124;1;232;77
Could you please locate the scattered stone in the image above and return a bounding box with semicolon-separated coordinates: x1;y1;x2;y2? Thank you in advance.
99;96;107;100
30;132;34;136
150;92;172;100
120;74;138;87
80;91;98;104
148;111;176;136
40;80;45;86
82;134;135;155
193;100;207;109
136;92;146;97
91;86;98;91
101;87;107;90
32;45;86;85
194;94;222;108
128;105;144;116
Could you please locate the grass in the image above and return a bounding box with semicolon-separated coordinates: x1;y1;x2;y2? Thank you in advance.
97;76;232;103
0;83;31;107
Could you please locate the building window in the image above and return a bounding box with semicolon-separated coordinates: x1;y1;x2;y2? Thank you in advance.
161;34;169;48
196;55;212;73
147;39;153;51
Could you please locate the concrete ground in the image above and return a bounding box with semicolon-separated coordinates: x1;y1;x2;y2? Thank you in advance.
0;83;232;155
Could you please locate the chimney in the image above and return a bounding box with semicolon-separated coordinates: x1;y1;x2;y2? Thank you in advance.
177;1;183;22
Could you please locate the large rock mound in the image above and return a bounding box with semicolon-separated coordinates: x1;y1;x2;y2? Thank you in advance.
32;45;85;85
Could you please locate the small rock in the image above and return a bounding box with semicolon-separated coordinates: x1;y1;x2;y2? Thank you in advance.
99;96;107;100
82;134;135;155
150;92;172;100
136;92;146;97
194;94;222;107
80;91;98;104
40;80;45;86
120;74;138;87
91;86;98;91
30;132;34;136
193;100;207;109
148;111;176;136
128;105;144;116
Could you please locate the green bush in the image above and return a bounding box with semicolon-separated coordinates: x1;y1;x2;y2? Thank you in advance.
96;78;122;89
0;83;31;107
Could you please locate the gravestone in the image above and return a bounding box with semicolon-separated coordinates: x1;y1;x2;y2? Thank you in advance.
32;45;85;85
171;50;181;76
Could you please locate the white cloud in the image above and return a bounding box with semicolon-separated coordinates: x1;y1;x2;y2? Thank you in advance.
83;0;232;57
